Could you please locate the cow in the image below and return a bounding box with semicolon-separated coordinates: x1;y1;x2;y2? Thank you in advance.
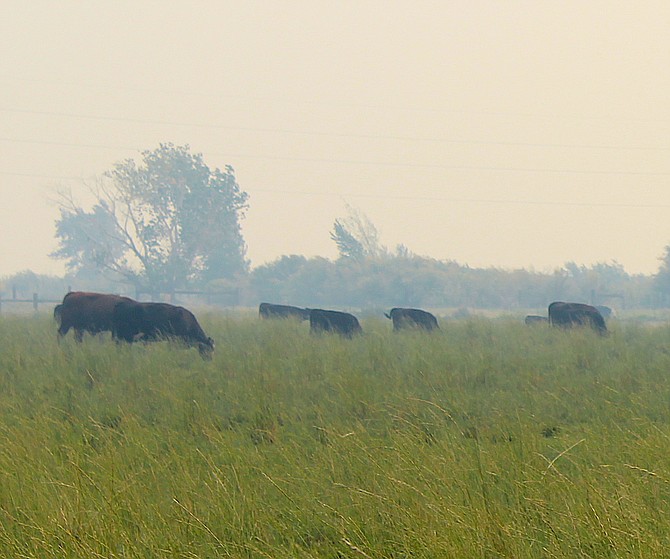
55;291;134;342
309;309;362;338
524;315;548;325
259;302;310;320
112;300;215;359
548;301;607;335
384;307;439;331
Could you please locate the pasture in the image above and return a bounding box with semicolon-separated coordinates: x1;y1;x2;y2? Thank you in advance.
1;312;670;557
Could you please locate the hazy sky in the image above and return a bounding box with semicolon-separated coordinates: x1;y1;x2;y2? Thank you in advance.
2;1;669;277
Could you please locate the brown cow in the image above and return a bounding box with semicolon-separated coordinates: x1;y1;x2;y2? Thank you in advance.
55;291;133;342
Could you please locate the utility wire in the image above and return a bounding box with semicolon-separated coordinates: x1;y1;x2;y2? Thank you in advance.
1;171;668;209
1;108;668;151
1;140;669;176
4;75;669;125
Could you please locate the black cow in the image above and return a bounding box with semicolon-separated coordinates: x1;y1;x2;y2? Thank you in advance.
112;300;215;359
525;315;548;325
309;309;362;338
259;302;310;320
548;301;607;335
385;307;439;331
55;291;134;342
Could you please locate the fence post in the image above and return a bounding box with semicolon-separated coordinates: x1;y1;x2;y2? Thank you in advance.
12;286;16;300
0;294;2;315
33;293;39;312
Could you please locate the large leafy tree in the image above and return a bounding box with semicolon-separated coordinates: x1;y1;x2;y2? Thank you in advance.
52;143;249;290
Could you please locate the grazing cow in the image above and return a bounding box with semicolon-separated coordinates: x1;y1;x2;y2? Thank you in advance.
309;309;362;338
384;307;439;331
548;301;607;335
525;315;548;325
55;291;133;342
259;302;310;320
112;300;215;359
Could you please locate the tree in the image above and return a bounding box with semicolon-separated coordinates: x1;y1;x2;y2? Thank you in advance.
330;219;364;259
330;204;385;260
654;245;670;305
52;143;249;291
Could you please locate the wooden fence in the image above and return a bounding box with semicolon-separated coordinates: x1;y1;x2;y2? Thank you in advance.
0;293;62;314
0;288;240;314
134;288;240;306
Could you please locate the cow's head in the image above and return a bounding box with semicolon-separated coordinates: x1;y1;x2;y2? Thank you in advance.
198;337;215;360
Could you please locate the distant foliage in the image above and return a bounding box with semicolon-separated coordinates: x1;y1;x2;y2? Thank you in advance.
330;205;384;260
330;220;365;260
654;245;670;305
246;255;651;310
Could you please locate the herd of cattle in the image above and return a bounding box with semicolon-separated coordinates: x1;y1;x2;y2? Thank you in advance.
53;292;612;360
259;300;610;336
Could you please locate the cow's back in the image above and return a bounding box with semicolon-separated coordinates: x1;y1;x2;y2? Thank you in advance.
387;307;438;330
259;302;310;320
58;291;132;339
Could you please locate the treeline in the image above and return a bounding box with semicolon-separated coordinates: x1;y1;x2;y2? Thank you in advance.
247;255;654;310
3;256;660;311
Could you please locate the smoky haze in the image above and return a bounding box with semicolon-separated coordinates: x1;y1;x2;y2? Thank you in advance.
1;1;669;277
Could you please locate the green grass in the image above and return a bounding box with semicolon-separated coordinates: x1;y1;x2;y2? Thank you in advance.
1;313;670;557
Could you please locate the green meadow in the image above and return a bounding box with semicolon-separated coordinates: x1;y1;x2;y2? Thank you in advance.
1;313;670;558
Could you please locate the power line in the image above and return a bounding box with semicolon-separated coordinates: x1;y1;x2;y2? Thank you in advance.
1;138;669;177
1;108;669;152
2;170;669;209
2;148;669;178
4;74;670;125
209;152;670;176
0;137;140;152
250;190;670;208
0;171;88;181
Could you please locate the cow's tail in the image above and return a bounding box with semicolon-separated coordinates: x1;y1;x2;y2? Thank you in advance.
384;312;391;319
53;304;63;325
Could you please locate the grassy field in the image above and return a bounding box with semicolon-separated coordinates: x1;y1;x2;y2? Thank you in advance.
1;313;670;557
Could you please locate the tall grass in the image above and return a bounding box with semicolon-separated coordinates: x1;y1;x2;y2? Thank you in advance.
1;313;670;557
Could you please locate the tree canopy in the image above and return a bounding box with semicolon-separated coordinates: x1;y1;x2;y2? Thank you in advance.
52;143;249;291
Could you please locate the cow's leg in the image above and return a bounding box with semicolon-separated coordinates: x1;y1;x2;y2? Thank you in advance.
74;328;84;343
